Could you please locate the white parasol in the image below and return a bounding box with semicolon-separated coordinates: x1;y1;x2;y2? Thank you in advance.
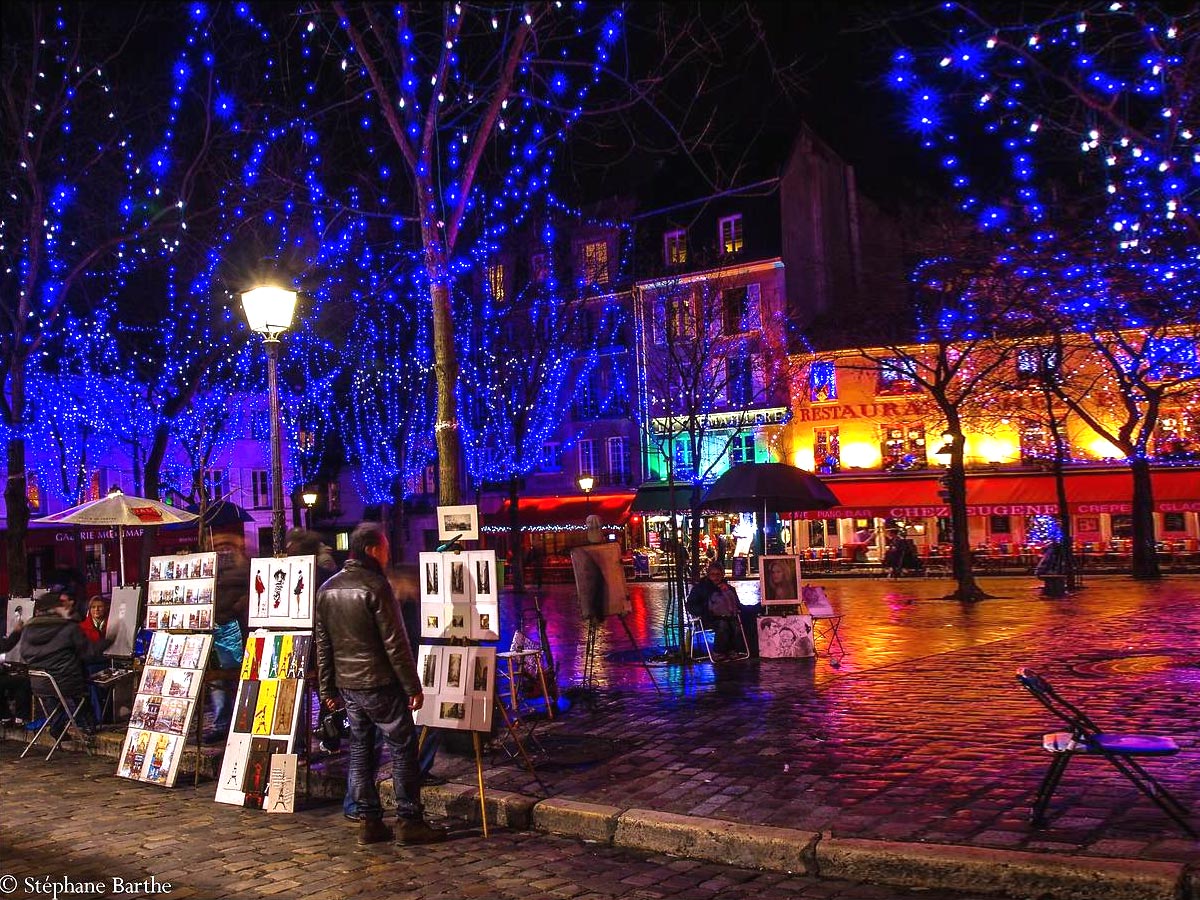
33;487;199;586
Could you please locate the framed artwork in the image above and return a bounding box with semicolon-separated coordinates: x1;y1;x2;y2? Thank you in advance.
466;550;497;602
247;555;315;629
116;630;211;787
418;552;444;604
757;614;815;658
760;555;802;606
145;552;217;633
415;645;496;732
437;504;479;542
214;630;311;810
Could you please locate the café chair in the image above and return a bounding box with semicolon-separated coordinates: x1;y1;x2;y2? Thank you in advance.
1015;667;1194;837
21;669;88;761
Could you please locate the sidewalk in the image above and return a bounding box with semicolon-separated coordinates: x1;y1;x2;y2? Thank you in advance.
6;575;1198;899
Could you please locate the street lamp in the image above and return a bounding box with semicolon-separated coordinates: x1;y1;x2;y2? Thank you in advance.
301;486;319;530
242;285;297;556
577;472;595;516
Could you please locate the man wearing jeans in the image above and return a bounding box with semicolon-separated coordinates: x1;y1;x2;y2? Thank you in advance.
315;522;446;845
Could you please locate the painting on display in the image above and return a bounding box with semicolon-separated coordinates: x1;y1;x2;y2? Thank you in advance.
414;645;495;732
437;504;479;542
115;632;212;786
247;555;315;629
467;550;499;641
214;630;311;809
418;552;448;639
105;586;141;657
760;555;802;606
145;552;217;632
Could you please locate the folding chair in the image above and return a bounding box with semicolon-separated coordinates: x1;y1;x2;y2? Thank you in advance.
1015;667;1194;837
21;669;88;761
810;614;845;664
685;615;748;662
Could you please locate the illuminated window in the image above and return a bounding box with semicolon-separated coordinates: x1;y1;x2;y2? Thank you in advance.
673;440;695;480
663;230;687;266
88;470;102;502
1155;410;1199;459
530;253;548;284
297;430;316;452
1019;422;1054;463
26;471;40;512
881;424;926;470
808;360;837;402
326;481;341;514
487;263;506;303
814;428;840;474
718;215;743;255
876;357;921;395
582;241;609;285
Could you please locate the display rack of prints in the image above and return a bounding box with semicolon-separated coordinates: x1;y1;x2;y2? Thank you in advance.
247;554;315;629
418;550;499;641
116;632;212;786
145;552;217;631
214;629;311;809
414;645;495;732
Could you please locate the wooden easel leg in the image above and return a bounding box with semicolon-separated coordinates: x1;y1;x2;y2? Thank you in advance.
472;731;488;838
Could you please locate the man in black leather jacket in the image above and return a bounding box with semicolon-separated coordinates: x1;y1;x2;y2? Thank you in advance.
315;522;446;845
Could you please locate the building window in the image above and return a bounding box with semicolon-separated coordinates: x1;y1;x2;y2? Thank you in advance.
651;292;693;345
1015;345;1061;381
718;214;743;255
251;410;271;441
537;443;562;473
673;440;695;480
990;515;1012;535
582;240;609;285
577;439;595;476
876;357;921;395
663;229;686;267
1019;421;1053;463
721;284;761;334
326;481;341;515
808;360;837;402
26;471;41;513
574;372;601;420
881;425;927;471
730;432;756;466
607;437;630;483
1155;410;1199;460
814;427;840;475
530;253;548;284
251;470;271;509
487;263;506;303
726;357;753;407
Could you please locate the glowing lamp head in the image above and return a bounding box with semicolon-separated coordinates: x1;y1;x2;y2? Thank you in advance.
577;473;595;494
241;286;297;336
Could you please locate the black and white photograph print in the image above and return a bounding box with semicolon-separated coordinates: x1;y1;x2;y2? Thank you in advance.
437;504;479;541
418;552;444;605
450;561;466;597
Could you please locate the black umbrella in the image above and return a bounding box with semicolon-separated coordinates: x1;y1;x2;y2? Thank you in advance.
184;500;256;527
701;463;840;556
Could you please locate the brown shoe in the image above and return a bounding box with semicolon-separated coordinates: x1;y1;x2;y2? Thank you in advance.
395;818;447;844
358;817;394;845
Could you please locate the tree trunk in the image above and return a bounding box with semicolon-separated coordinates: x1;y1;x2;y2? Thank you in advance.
429;277;462;507
943;433;990;602
508;477;525;592
1128;457;1161;580
5;434;30;597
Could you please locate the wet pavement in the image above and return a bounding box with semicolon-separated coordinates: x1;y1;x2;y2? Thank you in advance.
425;575;1200;862
0;745;1011;900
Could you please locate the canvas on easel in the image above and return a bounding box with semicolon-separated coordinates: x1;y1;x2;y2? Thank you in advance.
105;586;140;658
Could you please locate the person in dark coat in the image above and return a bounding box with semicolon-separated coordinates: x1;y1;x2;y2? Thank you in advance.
206;538;250;743
315;522;446;846
19;590;111;732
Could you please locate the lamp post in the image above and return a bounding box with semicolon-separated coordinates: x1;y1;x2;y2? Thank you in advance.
301;486;318;531
242;285;297;556
577;472;595;517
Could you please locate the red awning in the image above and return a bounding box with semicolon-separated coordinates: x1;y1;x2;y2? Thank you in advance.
799;468;1200;519
490;492;634;528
